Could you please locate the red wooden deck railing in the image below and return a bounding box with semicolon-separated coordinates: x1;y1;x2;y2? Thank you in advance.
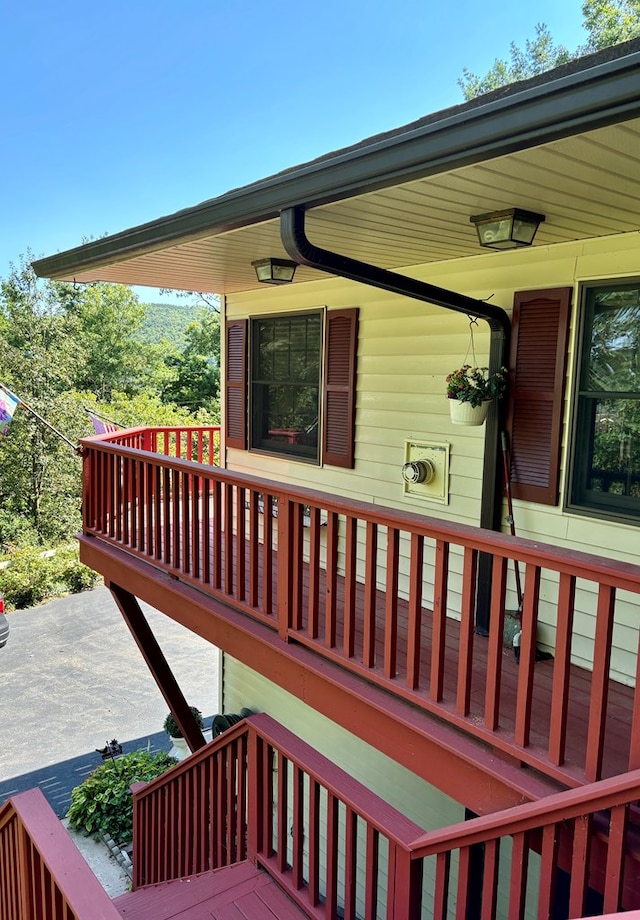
81;433;640;790
410;768;640;919
0;788;121;920
132;713;640;919
88;423;221;466
133;712;428;918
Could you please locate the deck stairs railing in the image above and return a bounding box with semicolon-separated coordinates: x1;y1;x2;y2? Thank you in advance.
132;712;640;919
81;432;640;791
0;788;122;920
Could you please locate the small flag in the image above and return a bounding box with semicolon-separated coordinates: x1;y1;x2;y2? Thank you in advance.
88;411;119;435
0;386;20;437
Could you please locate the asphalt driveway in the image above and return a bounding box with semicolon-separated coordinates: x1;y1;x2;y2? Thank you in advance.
0;585;219;813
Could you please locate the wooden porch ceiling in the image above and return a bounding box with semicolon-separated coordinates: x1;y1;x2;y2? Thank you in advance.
37;117;640;294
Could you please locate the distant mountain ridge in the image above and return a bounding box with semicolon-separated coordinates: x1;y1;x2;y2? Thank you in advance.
139;302;200;349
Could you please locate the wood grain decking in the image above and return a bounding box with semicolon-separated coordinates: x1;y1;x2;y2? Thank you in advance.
114;862;306;920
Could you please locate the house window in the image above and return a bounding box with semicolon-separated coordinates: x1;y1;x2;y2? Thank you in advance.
569;280;640;521
224;308;358;468
250;312;322;461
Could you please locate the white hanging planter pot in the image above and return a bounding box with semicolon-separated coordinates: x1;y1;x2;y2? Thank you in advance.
448;398;491;426
168;736;189;760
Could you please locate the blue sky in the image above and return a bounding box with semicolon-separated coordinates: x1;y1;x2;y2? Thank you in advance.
1;1;586;303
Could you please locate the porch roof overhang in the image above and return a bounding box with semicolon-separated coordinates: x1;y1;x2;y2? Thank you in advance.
33;38;640;294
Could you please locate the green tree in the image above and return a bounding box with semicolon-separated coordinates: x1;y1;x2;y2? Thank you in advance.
63;282;172;400
458;1;640;99
0;257;86;547
162;308;221;413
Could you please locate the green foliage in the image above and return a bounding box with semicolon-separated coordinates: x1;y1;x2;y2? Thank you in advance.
162;308;220;413
67;750;177;844
446;365;508;407
459;24;572;99
458;2;640;100
62;282;173;400
138;302;198;349
163;706;204;738
0;545;99;609
582;0;640;51
0;254;221;600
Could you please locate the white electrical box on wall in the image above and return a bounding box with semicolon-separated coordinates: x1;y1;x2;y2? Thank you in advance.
402;440;450;504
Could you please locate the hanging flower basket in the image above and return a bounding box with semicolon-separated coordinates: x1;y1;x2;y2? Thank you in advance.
448;397;491;426
445;364;507;426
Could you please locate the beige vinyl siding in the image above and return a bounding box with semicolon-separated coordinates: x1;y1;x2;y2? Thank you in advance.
225;231;640;684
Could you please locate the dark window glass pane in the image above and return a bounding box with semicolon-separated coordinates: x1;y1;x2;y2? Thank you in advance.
250;314;321;461
583;398;640;497
571;282;640;520
588;287;640;392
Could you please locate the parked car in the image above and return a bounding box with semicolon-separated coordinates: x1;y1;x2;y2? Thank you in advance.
0;593;8;648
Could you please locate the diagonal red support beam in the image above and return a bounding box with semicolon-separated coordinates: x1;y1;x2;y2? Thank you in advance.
108;582;207;753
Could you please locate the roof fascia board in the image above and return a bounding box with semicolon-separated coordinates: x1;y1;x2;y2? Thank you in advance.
34;48;640;281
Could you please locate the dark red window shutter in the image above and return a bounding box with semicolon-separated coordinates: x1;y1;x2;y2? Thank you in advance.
322;308;358;469
506;288;572;505
225;319;247;450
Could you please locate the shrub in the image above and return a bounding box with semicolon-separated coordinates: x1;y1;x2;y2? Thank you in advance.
163;706;204;738
0;544;100;609
67;749;177;845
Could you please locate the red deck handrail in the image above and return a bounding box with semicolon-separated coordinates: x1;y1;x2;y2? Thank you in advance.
132;713;640;918
80;434;640;790
88;424;221;466
0;788;121;920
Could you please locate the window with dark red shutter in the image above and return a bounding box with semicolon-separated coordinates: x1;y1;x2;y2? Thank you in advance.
233;308;358;468
506;288;572;505
225;320;247;450
323;308;358;469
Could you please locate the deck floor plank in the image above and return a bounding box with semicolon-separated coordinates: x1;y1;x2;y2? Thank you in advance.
114;862;307;920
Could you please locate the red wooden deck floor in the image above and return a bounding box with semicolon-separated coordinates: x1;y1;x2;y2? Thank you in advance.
114;862;306;920
108;504;637;788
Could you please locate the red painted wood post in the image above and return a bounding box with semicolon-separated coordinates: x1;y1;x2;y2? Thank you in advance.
569;815;592;918
236;486;246;602
514;563;542;749
262;493;273;617
603;803;628;914
433;851;451;920
307;506;321;640
277;495;292;639
457;546;477;717
586;583;616;782
430;538;449;702
484;554;508;731
248;489;259;607
292;764;305;890
246;727;260;863
325;510;339;649
384;527;400;679
388;844;423;920
344;806;358;920
549;572;576;766
363;521;378;668
364;823;380;919
407;532;424;691
343;515;358;659
481;838;500;920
